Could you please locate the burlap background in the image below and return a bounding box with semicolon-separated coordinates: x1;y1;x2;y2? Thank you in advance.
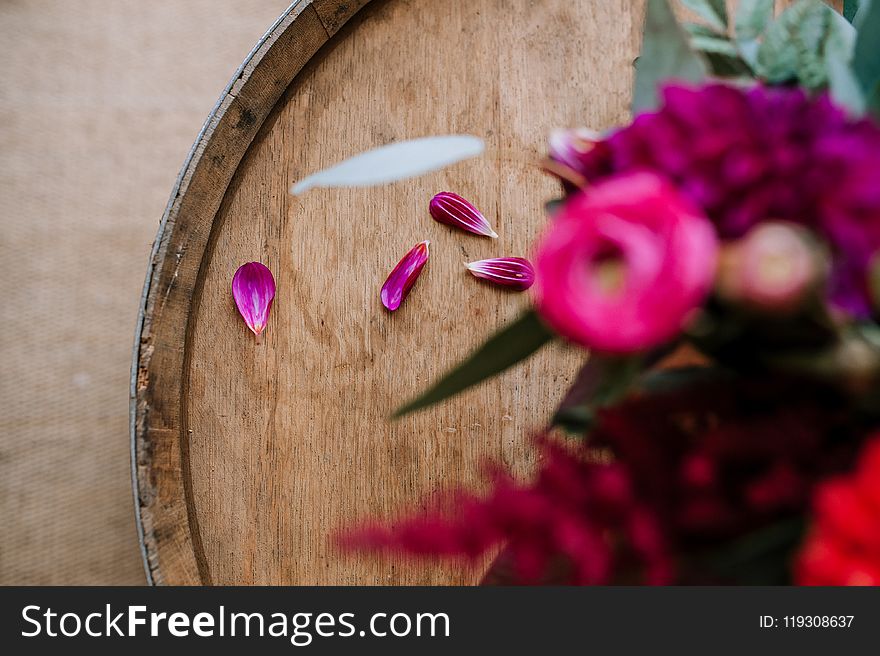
0;0;287;584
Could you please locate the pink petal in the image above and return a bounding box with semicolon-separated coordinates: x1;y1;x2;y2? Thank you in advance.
232;262;276;338
429;192;498;238
465;257;535;291
381;241;430;311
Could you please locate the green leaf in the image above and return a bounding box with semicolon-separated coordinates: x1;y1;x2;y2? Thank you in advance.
825;0;864;113
552;356;643;434
756;0;855;90
853;0;880;117
683;22;723;37
704;52;755;78
393;310;554;418
735;0;775;41
690;33;741;57
869;85;880;119
844;0;860;22
633;0;708;113
827;54;867;114
681;0;728;32
685;23;755;76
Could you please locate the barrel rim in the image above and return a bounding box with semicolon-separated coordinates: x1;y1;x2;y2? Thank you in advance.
129;0;373;585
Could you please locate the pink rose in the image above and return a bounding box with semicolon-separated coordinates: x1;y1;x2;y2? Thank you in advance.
533;173;718;353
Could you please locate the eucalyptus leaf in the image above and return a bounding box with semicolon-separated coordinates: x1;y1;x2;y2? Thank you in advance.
633;0;708;113
290;135;484;194
853;0;880;116
735;0;775;41
825;7;865;114
684;22;723;37
393;309;554;418
756;0;855;90
827;54;867;114
869;86;880;119
681;0;728;31
704;52;755;78
685;23;753;75
844;0;860;22
690;33;741;57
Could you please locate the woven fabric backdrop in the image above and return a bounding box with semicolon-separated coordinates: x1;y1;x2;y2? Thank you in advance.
0;0;287;584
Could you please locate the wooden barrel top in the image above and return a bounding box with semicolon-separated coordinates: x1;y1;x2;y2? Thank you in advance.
132;0;642;585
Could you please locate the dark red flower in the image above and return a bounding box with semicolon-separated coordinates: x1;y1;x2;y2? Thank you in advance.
342;439;672;585
796;435;880;585
590;374;858;544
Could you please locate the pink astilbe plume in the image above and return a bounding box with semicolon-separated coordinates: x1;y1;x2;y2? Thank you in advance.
342;439;672;585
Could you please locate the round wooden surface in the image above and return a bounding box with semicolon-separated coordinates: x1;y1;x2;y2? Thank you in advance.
132;0;640;585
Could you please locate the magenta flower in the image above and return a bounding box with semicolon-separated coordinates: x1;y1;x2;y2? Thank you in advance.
533;172;718;353
565;83;880;317
232;262;276;339
466;257;535;291
381;241;430;311
429;192;498;238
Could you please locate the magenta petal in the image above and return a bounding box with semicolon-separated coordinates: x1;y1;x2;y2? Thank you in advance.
429;192;498;238
232;262;276;337
466;257;535;291
381;241;430;311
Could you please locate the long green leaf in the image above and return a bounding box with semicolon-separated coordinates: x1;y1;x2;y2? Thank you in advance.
552;356;643;434
393;310;554;418
633;0;707;113
681;0;729;31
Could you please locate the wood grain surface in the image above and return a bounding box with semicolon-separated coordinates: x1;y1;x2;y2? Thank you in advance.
187;0;638;585
134;0;843;585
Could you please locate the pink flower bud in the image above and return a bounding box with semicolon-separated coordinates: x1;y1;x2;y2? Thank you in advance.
232;262;276;339
429;192;498;238
381;241;430;311
465;257;535;291
718;222;822;311
533;173;718;353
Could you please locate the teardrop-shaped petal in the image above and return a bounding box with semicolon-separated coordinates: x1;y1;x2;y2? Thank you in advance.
232;262;276;338
429;192;498;238
465;257;535;291
381;241;430;311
